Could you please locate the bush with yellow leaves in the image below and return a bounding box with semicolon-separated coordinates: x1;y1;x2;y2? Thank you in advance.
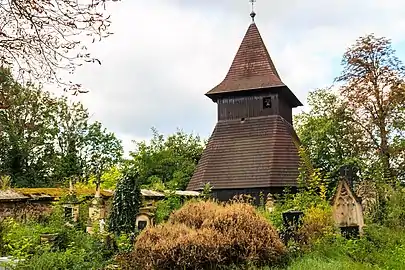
117;201;286;269
298;204;336;247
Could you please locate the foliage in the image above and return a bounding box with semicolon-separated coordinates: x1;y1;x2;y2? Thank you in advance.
169;200;219;228
266;190;328;231
154;192;182;224
2;218;44;259
201;182;213;200
258;188;405;270
336;34;405;182
14;246;109;270
283;224;405;270
99;166;123;190
82;121;123;188
115;233;134;253
108;170;142;235
130;128;205;190
0;175;11;190
118;201;286;269
75;165;123;190
0;68;123;187
1;206;66;259
367;184;405;228
296;34;405;188
1;205;116;269
0;0;118;92
298;205;336;247
296;144;329;198
295;88;364;193
10;226;113;270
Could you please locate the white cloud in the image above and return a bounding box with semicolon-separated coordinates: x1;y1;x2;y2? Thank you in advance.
59;0;405;151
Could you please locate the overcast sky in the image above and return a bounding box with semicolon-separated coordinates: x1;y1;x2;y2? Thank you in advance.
67;0;405;153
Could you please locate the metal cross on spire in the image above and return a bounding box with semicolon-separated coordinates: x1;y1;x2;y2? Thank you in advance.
249;0;257;22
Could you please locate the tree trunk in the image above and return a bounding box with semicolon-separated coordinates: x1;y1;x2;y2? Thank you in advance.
380;126;393;183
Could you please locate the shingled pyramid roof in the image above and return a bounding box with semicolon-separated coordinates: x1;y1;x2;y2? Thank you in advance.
186;115;300;191
206;22;285;97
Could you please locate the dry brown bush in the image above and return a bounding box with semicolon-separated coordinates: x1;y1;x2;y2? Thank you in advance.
118;201;287;269
169;200;219;228
202;203;286;264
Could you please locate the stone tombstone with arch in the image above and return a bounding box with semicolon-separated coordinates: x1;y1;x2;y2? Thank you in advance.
332;179;364;238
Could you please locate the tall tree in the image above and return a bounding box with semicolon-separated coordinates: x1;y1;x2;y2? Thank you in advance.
82;121;123;190
130;128;205;190
0;0;118;92
295;88;365;189
0;68;59;186
336;34;405;182
0;68;123;187
53;97;89;183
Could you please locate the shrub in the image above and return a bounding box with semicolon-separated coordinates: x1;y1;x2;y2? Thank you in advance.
119;224;227;269
384;187;405;228
10;224;114;269
155;192;183;224
203;203;286;264
2;218;49;259
118;201;287;269
295;224;405;270
169;200;219;228
298;204;336;247
266;191;326;231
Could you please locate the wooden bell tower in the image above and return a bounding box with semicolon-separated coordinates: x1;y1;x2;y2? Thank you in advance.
187;9;303;202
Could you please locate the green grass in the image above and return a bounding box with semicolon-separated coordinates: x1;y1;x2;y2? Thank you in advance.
284;258;376;270
240;224;405;270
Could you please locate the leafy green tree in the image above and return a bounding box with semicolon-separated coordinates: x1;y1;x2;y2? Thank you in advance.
0;68;123;187
99;166;123;190
336;34;405;182
82;121;123;189
295;88;364;189
108;170;142;234
130;128;205;190
79;165;123;190
0;68;60;186
53;98;89;184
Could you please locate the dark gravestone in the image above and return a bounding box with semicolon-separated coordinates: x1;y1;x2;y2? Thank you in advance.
281;210;304;244
339;165;358;188
282;210;304;228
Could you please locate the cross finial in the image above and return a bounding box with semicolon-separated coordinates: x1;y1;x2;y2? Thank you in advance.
249;0;257;22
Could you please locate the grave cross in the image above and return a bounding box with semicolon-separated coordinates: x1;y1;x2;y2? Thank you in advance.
339;165;357;189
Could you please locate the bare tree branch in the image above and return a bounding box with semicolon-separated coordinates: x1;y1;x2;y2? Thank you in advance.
0;0;120;93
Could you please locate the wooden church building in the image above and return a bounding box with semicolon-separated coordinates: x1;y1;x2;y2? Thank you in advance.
186;11;303;201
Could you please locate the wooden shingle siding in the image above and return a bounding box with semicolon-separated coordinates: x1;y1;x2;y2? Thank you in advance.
187;115;300;191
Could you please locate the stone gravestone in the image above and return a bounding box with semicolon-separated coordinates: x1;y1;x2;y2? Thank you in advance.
332;176;365;238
